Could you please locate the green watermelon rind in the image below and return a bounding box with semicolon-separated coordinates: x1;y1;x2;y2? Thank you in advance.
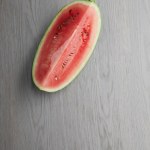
32;0;101;92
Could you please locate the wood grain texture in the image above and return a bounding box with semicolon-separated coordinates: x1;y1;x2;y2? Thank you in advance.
0;0;150;149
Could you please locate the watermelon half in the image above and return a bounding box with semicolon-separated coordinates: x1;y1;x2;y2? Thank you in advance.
32;0;101;92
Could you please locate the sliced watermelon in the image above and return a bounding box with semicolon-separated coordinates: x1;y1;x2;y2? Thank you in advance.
32;0;101;92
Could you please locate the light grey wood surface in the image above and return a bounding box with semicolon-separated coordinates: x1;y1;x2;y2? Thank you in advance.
1;0;150;149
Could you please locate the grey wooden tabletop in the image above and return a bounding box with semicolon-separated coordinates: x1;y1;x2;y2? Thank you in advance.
1;0;150;149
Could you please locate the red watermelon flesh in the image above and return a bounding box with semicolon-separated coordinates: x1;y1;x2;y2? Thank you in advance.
32;1;101;92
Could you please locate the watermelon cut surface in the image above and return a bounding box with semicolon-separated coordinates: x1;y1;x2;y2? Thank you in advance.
32;0;101;92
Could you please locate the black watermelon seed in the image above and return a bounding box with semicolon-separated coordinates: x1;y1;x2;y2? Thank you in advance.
69;9;72;14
